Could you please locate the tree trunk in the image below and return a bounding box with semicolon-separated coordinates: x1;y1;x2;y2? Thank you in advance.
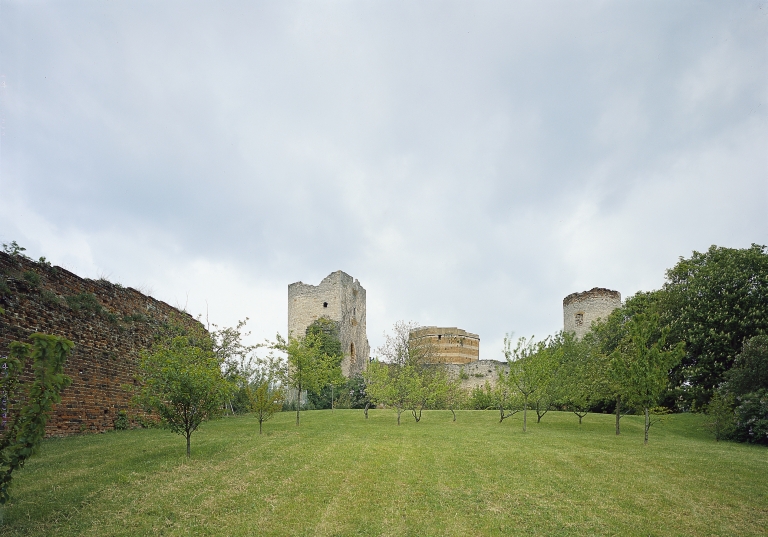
364;402;369;419
644;407;650;444
296;383;301;426
397;408;402;425
579;414;582;425
259;418;263;434
615;396;621;435
450;407;456;422
186;432;191;457
523;398;528;432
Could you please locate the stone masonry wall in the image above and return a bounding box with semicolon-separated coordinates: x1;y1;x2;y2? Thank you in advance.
442;360;508;391
0;251;200;437
288;271;370;377
563;287;622;340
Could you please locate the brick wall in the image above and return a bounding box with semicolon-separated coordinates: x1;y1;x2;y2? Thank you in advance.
0;251;201;436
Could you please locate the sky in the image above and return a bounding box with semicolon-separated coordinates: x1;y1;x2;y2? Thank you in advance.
1;1;766;360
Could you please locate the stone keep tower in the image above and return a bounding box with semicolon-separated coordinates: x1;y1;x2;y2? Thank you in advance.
563;288;622;340
288;271;370;377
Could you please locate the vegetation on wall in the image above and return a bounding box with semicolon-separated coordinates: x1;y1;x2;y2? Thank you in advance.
0;333;74;505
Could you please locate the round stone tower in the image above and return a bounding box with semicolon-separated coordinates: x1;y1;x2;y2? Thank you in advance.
563;288;621;340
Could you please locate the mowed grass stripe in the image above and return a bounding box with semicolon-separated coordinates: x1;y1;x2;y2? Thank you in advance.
2;410;766;536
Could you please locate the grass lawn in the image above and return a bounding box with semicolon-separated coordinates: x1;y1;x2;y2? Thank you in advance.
2;409;766;536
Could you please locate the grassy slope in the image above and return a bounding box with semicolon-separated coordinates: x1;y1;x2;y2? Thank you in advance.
2;410;767;536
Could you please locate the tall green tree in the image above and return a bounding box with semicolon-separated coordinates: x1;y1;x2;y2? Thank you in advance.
611;313;684;443
1;334;73;505
661;244;768;409
135;333;233;457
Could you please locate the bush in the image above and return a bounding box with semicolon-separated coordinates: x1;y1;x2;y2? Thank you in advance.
732;389;768;444
22;271;40;288
113;411;130;430
66;292;103;314
467;383;495;410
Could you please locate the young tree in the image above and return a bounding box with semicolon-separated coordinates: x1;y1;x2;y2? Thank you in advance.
247;354;286;434
557;334;601;425
704;392;736;442
438;373;466;422
135;333;233;456
364;321;439;424
1;334;73;505
273;329;340;426
611;313;684;443
494;369;521;423
504;335;554;432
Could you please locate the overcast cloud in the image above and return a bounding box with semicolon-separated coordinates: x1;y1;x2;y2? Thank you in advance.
1;1;766;357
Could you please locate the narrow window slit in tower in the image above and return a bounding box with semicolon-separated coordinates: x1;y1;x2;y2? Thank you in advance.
323;302;328;308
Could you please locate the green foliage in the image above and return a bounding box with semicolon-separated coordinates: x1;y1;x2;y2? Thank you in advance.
39;290;62;306
466;382;496;410
364;321;444;424
247;355;286;434
134;330;234;456
504;334;556;431
22;271;40;288
0;278;10;296
720;335;768;444
661;244;768;409
724;335;768;396
113;411;130;431
731;389;768;444
0;333;73;505
609;313;685;443
65;292;103;315
1;241;29;259
338;374;371;410
704;392;736;441
274;329;342;426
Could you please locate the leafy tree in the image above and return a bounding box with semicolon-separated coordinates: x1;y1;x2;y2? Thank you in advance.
438;373;466;421
504;335;555;432
274;330;340;426
304;318;345;410
364;321;440;424
585;292;662;433
494;369;521;423
610;313;684;443
135;333;233;456
661;244;768;409
704;392;736;442
247;354;286;434
1;334;73;504
558;334;600;424
723;335;768;444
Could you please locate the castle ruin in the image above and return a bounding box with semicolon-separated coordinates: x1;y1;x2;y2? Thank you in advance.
288;270;370;377
409;326;480;365
563;287;622;339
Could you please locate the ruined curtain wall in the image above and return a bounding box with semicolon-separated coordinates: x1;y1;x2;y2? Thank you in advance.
0;252;200;436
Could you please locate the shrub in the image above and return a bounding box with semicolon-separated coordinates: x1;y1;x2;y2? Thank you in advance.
113;411;130;430
66;292;103;314
22;270;40;288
